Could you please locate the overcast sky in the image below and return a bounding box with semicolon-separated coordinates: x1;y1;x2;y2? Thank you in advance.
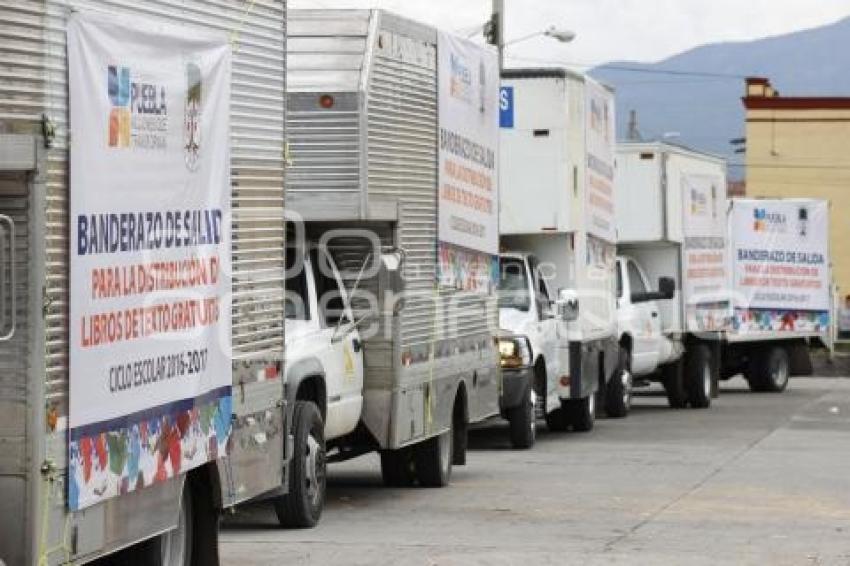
290;0;850;68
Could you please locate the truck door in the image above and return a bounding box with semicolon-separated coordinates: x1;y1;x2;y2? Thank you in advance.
624;259;662;374
310;248;364;438
529;256;559;396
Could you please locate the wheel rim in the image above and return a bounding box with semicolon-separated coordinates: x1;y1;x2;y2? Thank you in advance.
771;355;790;388
622;370;633;408
588;392;596;419
161;491;190;566
529;389;537;436
703;362;712;399
440;430;452;475
304;429;325;507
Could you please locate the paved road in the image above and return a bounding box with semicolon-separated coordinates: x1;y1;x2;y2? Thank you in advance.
221;377;850;565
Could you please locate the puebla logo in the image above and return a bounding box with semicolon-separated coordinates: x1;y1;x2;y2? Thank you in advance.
107;65;168;150
753;208;788;234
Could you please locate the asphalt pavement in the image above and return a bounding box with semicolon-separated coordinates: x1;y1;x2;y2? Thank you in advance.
221;377;850;566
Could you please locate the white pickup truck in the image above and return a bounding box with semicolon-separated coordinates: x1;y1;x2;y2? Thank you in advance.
614;143;727;409
499;252;626;431
498;69;623;431
279;10;504;525
274;241;365;528
615;257;713;408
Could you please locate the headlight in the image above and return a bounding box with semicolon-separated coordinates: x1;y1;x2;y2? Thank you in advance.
498;335;532;369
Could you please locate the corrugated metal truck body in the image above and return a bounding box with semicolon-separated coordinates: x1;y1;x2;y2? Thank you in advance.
287;9;500;456
0;1;288;563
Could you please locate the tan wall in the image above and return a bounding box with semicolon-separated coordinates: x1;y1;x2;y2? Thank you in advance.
745;107;850;300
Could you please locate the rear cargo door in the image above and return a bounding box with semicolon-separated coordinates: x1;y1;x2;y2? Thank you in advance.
0;135;38;566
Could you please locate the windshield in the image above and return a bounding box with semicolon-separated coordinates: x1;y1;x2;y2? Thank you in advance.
498;258;531;312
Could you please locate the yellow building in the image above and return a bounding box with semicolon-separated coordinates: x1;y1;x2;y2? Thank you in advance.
743;77;850;306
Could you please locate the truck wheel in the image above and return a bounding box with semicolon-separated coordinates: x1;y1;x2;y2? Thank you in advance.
128;476;219;566
274;401;326;528
544;405;570;432
748;347;790;393
662;359;687;409
138;484;193;566
380;448;416;487
452;396;468;466
565;395;595;432
188;474;220;566
508;382;536;449
414;429;453;488
161;487;193;566
685;344;713;409
605;350;632;418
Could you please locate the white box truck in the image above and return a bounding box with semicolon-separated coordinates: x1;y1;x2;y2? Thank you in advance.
615;142;727;408
615;143;832;404
722;198;833;391
285;10;502;488
498;69;622;431
0;2;292;564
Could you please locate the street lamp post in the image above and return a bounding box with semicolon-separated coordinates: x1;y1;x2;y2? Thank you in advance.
491;0;506;69
488;1;576;71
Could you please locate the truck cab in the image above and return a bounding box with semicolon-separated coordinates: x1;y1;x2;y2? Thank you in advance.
616;256;678;376
498;253;560;415
616;255;713;409
274;241;366;528
285;243;365;441
498;251;609;430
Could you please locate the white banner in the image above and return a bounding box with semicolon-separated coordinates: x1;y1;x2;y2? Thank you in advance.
681;174;730;331
730;199;831;333
68;11;232;510
584;80;617;243
437;32;499;292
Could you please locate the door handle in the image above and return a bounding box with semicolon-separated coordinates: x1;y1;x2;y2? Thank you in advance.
352;338;362;353
651;312;659;318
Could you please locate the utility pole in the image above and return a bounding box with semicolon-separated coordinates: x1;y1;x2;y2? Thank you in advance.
489;0;505;70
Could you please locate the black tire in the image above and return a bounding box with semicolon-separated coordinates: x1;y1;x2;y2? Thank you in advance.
685;344;713;409
662;359;687;409
414;429;453;488
189;474;220;566
124;487;193;566
452;399;468;466
747;347;790;393
565;395;595;433
274;401;326;528
605;349;632;418
544;405;570;432
380;448;416;487
508;381;536;449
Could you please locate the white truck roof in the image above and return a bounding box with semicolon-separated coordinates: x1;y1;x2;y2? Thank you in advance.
616;141;728;244
499;68;616;241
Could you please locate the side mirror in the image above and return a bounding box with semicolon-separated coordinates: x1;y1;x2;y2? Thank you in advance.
379;251;405;295
556;289;579;322
631;276;677;304
659;277;676;300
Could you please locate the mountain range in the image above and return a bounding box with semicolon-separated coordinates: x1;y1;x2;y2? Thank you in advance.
590;16;850;179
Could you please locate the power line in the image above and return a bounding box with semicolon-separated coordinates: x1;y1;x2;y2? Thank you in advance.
505;54;747;81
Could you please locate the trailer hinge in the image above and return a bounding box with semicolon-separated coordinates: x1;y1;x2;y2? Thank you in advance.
41;114;56;149
40;459;57;478
42;286;53;318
